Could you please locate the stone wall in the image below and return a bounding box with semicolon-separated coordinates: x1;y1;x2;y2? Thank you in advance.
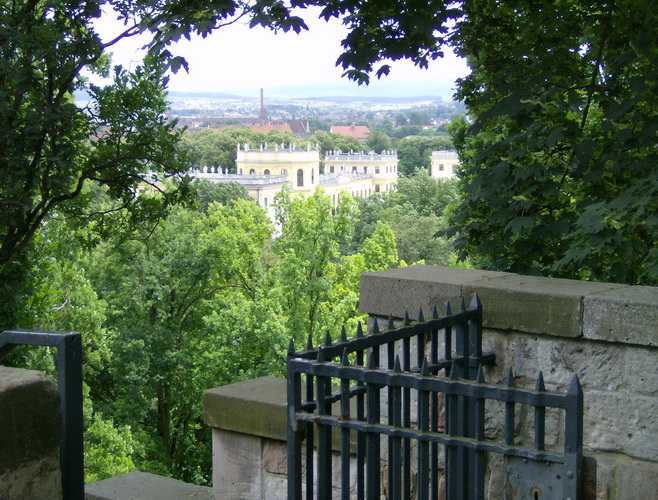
0;366;62;500
203;265;658;499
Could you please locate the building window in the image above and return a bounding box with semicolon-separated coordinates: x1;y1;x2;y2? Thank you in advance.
375;167;380;174
352;166;357;173
297;169;304;187
264;197;268;207
375;185;380;193
249;169;256;175
281;169;287;176
264;169;270;175
330;166;335;173
439;164;445;171
364;166;368;174
312;168;314;184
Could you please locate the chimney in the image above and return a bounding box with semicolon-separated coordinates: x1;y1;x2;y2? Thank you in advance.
260;88;266;124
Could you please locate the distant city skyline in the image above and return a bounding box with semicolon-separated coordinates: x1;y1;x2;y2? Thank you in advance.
93;8;470;97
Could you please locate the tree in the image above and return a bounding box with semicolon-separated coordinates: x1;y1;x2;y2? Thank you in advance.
448;0;658;284
365;129;392;153
193;179;251;212
389;169;459;217
89;198;273;482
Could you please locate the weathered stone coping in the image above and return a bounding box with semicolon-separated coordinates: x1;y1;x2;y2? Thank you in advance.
85;471;212;500
359;265;658;346
203;376;288;442
0;366;62;500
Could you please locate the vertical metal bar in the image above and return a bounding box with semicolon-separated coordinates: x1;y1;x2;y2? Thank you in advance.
430;311;439;500
57;334;84;500
564;375;584;500
387;339;395;500
534;372;546;452
316;353;332;500
445;367;459;500
473;367;486;500
417;360;430;500
390;358;402;500
306;373;315;500
455;308;468;498
287;366;303;500
340;354;351;500
402;334;411;500
366;358;381;500
356;345;365;500
505;370;515;447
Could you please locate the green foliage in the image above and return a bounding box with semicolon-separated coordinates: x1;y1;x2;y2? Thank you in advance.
365;130;392;153
193;180;251;212
389;169;459;217
449;0;658;284
395;137;453;175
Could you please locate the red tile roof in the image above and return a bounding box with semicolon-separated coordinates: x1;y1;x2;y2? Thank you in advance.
330;125;371;141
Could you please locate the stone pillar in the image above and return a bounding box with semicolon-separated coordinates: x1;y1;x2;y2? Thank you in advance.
0;366;62;500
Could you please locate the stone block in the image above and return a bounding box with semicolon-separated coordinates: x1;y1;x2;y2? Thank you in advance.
583;285;658;346
464;274;624;338
485;331;625;392
359;265;513;319
623;345;658;396
263;473;288;500
0;366;61;473
583;390;658;462
0;366;62;500
203;376;287;441
614;459;658;500
263;439;288;475
84;470;212;500
212;429;262;499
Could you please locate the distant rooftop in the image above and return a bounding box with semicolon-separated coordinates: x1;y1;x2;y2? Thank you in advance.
330;125;371;141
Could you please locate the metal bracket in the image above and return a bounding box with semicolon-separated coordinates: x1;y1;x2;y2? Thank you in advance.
505;456;577;500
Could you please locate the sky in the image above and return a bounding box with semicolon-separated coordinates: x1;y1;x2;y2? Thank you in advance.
93;8;470;96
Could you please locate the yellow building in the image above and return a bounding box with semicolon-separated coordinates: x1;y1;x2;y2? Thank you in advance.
430;150;459;179
191;143;399;219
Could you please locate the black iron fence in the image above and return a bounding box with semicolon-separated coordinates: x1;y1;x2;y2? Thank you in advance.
0;329;84;500
286;295;583;500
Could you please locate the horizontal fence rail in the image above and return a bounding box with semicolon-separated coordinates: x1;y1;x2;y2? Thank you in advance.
0;329;84;500
286;295;583;500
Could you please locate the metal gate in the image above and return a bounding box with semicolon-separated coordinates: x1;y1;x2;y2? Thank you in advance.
286;295;583;500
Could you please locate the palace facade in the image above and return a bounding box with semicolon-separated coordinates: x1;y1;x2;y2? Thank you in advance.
190;143;398;219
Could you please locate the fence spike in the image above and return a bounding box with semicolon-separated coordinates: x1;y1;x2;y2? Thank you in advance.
421;357;429;376
449;362;458;379
568;374;583;396
341;348;350;366
388;314;395;329
340;326;347;343
372;318;380;334
404;310;411;325
445;301;452;315
394;355;402;372
469;292;481;310
324;330;332;346
418;307;424;322
316;346;325;362
477;365;486;383
306;334;313;351
288;338;295;356
536;372;546;391
459;297;466;312
356;322;364;338
507;369;515;387
367;350;377;369
432;304;439;319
